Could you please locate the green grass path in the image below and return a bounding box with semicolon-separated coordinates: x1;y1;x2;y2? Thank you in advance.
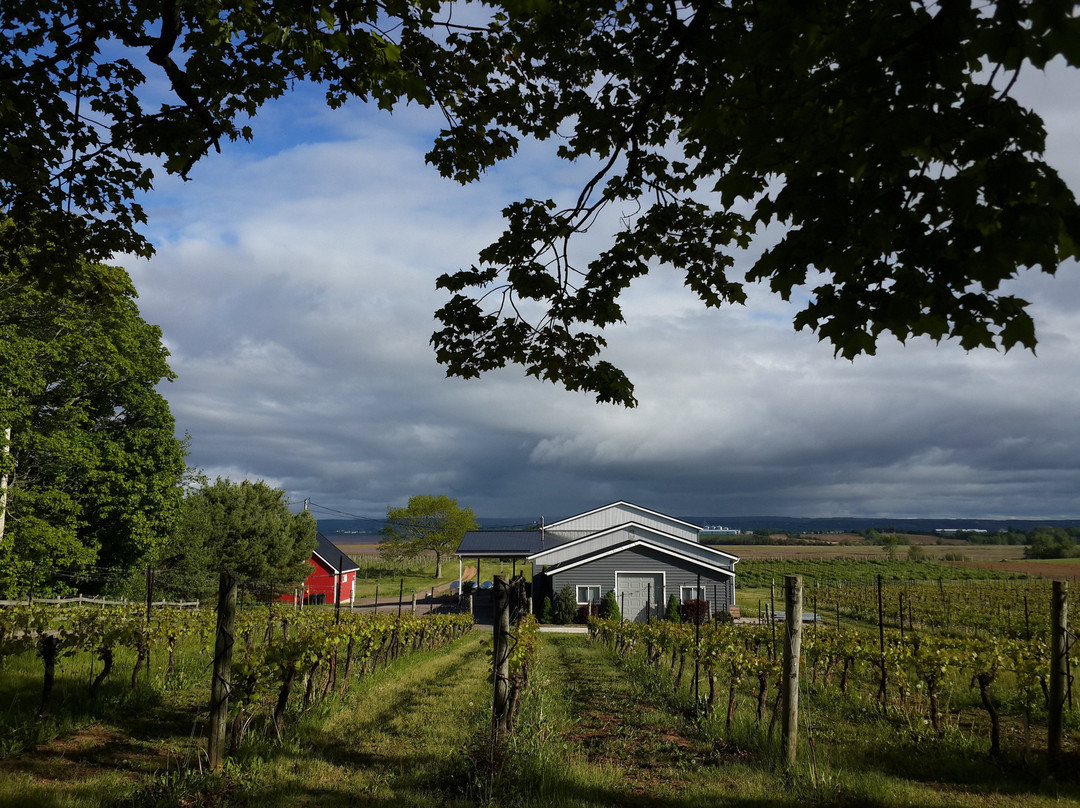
228;629;492;808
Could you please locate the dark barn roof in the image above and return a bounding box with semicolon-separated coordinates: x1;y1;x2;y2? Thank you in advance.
313;533;361;573
456;530;545;558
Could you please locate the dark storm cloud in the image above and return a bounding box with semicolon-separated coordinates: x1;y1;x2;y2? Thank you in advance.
125;63;1080;521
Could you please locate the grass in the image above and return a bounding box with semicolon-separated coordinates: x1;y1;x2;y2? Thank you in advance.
500;634;1080;808
349;556;459;601
0;629;494;808
3;624;1077;808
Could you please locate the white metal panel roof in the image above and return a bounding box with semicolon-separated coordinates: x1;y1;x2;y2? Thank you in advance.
529;521;738;568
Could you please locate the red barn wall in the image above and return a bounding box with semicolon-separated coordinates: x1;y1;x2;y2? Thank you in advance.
277;555;355;604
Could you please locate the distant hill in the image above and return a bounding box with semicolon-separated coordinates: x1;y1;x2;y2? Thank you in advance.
316;516;539;539
687;516;1080;533
317;514;1079;540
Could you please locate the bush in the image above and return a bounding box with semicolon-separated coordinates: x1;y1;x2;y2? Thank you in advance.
665;594;682;622
540;596;554;623
680;598;709;625
576;604;599;623
554;585;577;624
599;590;621;621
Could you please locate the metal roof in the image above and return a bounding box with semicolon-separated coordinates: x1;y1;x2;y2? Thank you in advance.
312;533;361;573
456;530;545;557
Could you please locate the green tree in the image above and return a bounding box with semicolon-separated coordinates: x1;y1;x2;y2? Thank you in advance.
554;584;578;625
881;533;900;561
0;243;185;595
381;494;478;579
4;2;1078;406
665;593;682;623
599;589;621;622
1025;528;1079;560
159;478;317;599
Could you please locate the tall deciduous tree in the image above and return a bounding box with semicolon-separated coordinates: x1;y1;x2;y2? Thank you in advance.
3;1;1078;405
160;478;317;599
381;495;478;579
0;233;186;593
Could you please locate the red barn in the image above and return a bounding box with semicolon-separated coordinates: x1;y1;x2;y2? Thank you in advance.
279;533;360;605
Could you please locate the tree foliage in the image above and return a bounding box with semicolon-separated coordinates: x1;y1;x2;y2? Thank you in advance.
431;0;1080;405
159;478;317;599
553;584;578;625
381;494;478;579
1024;527;1080;559
0;237;185;594
3;1;1079;406
0;0;474;271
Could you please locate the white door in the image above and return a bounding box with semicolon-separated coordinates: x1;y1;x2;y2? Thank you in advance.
616;573;663;622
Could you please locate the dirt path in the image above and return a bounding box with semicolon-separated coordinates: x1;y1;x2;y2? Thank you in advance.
541;636;723;803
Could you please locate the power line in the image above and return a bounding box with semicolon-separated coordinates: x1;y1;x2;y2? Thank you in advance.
305;501;385;522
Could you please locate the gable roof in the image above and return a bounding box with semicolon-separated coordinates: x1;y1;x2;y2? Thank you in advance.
313;533;360;573
545;501;702;538
547;540;736;578
529;521;739;568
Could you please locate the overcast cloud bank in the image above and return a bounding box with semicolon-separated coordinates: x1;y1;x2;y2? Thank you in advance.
124;63;1080;521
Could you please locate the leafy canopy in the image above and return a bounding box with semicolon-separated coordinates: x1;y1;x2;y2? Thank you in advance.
160;477;318;598
3;0;1079;406
431;0;1080;405
0;235;186;594
381;494;478;578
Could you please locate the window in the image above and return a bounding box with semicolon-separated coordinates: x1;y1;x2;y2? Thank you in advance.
681;586;705;602
577;585;601;605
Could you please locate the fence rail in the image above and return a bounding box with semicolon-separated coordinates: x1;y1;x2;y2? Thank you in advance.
0;596;200;608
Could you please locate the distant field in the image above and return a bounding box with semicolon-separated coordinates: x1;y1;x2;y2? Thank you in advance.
333;540;385;557
712;542;1027;562
957;557;1080;580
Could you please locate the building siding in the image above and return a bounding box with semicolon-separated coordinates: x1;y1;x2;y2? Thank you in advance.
542;544;733;620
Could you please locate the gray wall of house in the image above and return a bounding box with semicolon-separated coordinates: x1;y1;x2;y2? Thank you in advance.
544;545;734;621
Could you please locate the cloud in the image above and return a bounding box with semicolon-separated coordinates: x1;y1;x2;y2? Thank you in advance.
124;62;1080;522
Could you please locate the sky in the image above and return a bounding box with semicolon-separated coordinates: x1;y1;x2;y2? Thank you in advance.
121;55;1080;524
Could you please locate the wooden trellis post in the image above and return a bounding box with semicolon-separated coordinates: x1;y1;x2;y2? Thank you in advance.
208;571;237;770
1048;580;1068;767
782;575;803;767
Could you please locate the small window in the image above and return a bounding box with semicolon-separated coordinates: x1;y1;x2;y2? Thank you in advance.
681;586;705;602
577;585;601;605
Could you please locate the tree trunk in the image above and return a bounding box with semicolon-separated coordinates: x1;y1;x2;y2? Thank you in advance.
975;673;1001;757
707;668;716;714
90;647;113;698
302;660;320;709
726;677;738;730
273;661;297;735
674;653;686;693
131;634;147;689
929;684;942;738
340;636;355;693
166;635;177;677
39;635;60;718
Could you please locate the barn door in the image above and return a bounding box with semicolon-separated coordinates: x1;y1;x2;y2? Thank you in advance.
616;573;663;623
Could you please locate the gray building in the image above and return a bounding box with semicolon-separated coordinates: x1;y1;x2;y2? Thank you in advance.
456;501;739;622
